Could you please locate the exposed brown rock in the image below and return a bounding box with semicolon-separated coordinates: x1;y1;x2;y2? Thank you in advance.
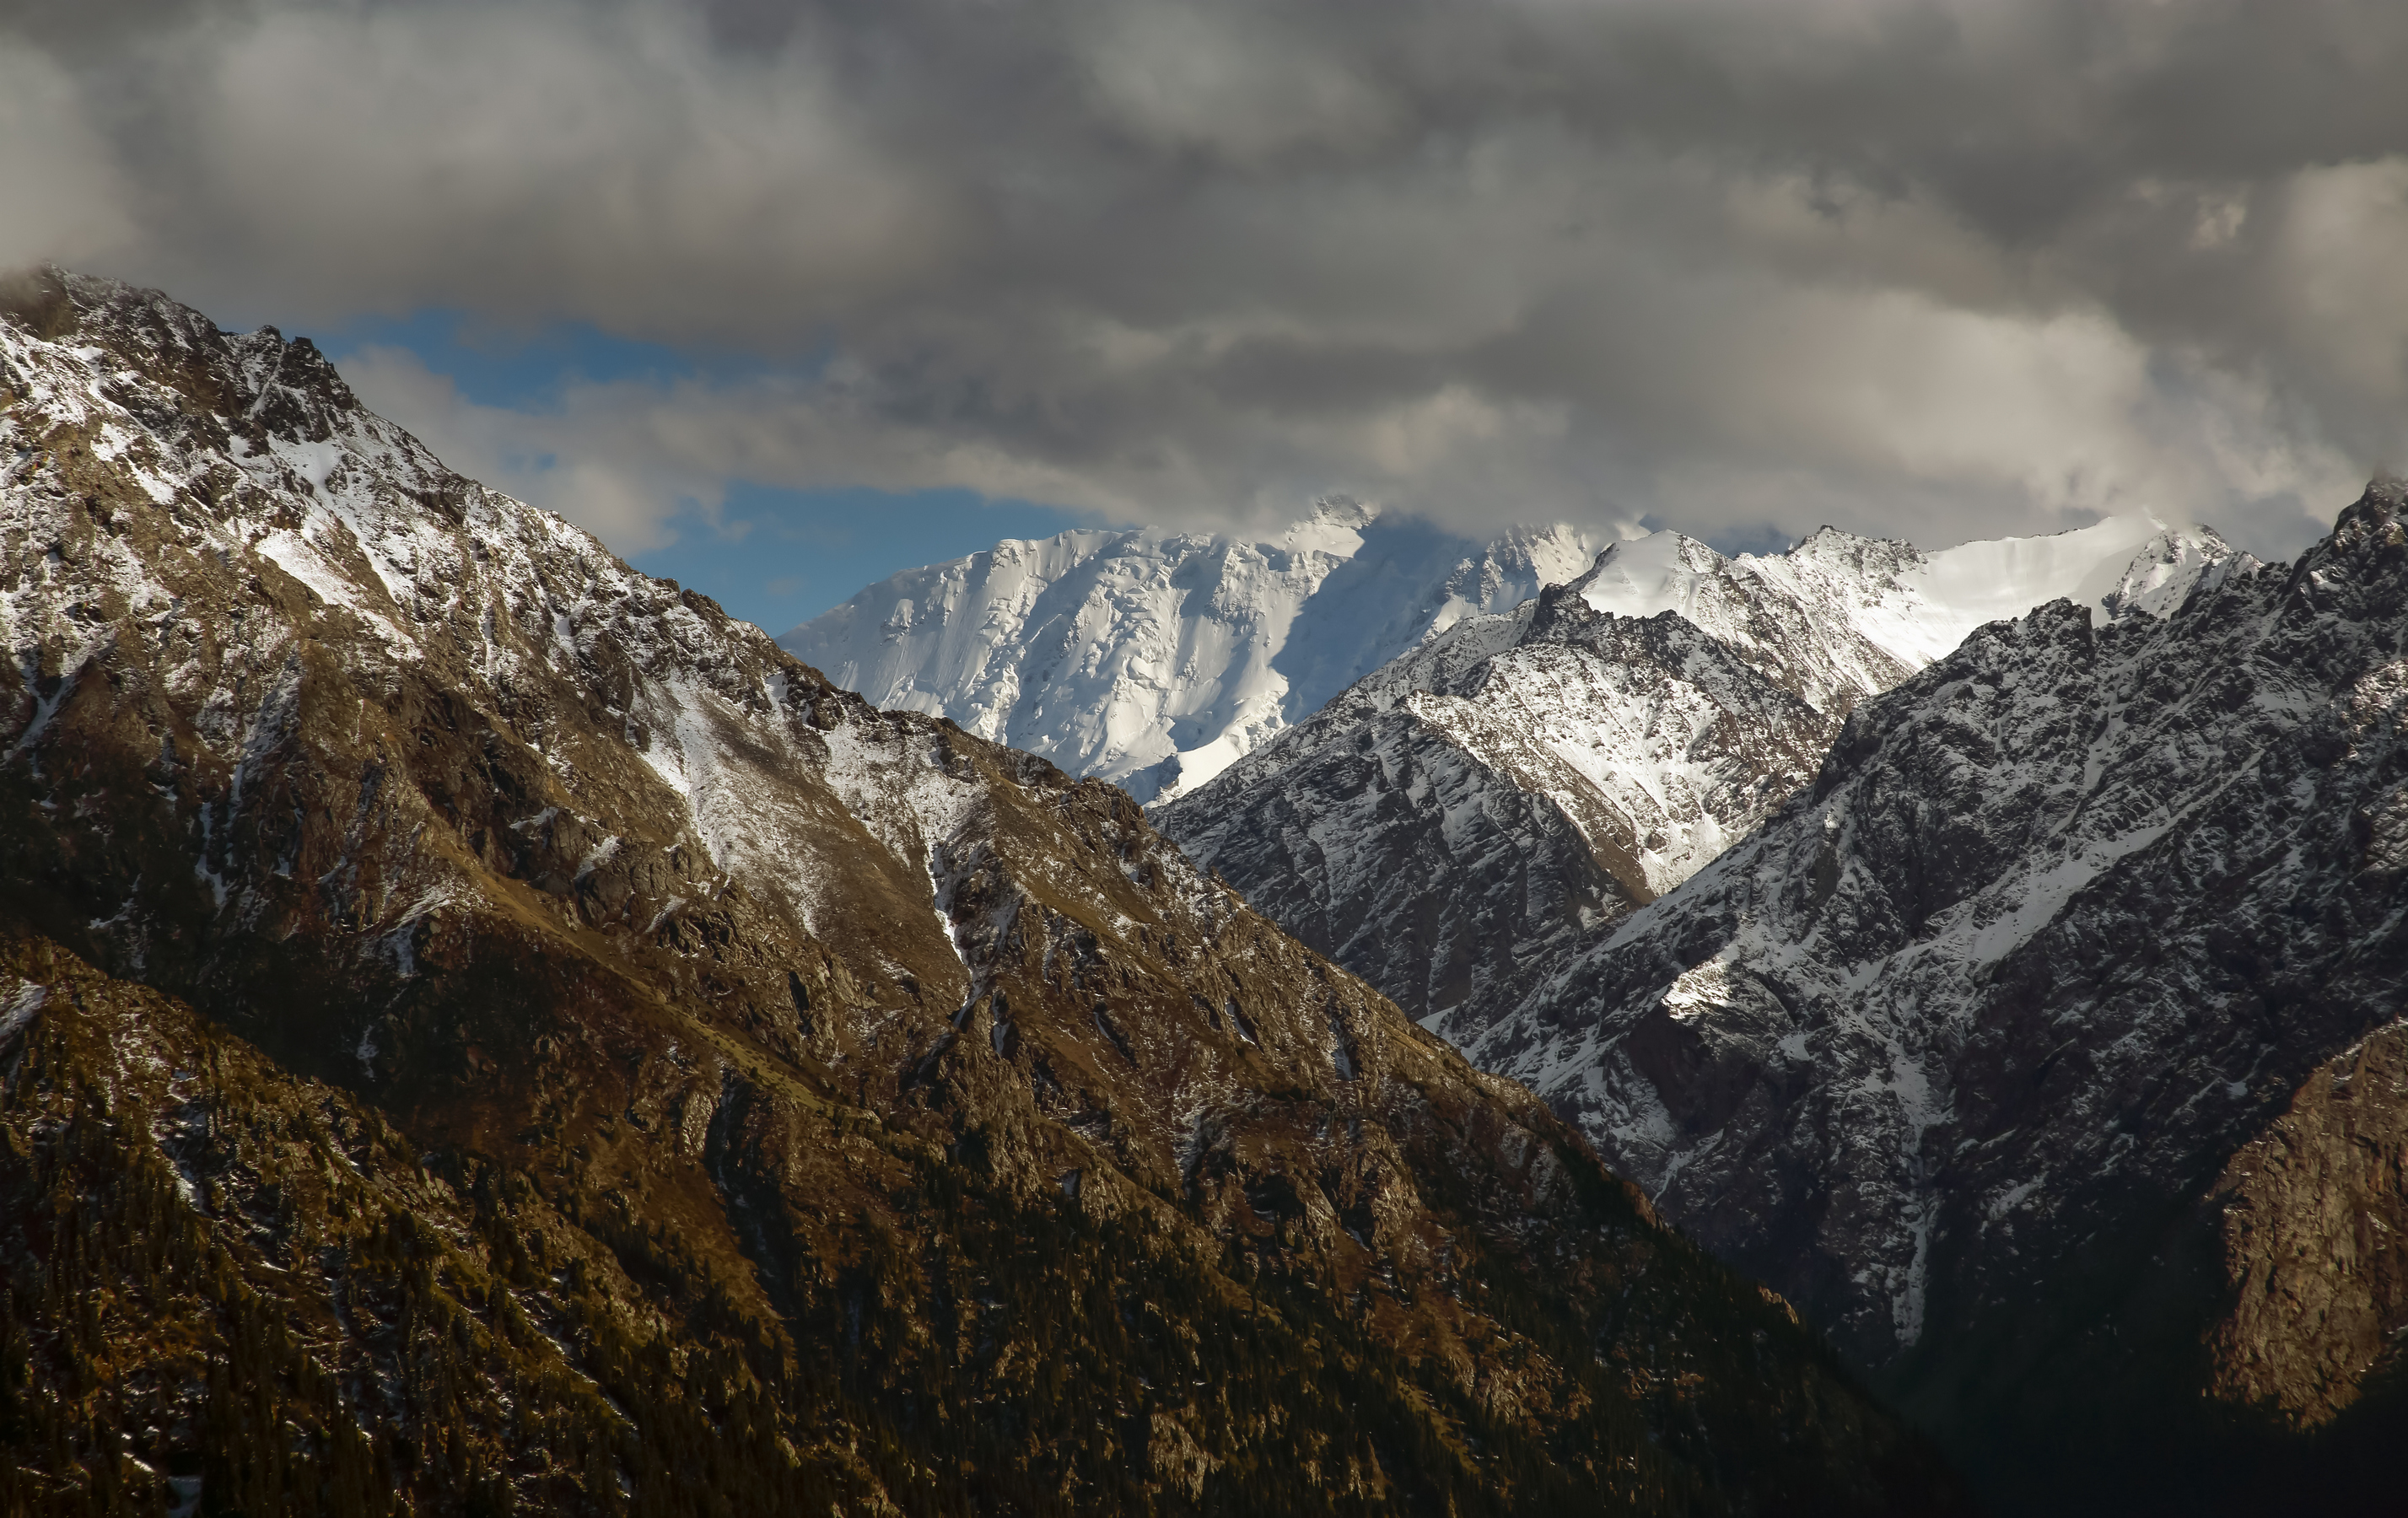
2208;1021;2408;1426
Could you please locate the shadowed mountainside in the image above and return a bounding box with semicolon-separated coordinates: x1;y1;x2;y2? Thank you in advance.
1478;482;2408;1515
0;269;1964;1515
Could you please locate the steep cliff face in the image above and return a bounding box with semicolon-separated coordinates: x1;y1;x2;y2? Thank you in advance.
779;507;1608;803
0;269;1961;1515
1472;483;2408;1511
1161;517;2240;1044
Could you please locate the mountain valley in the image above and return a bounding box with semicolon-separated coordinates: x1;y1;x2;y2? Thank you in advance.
826;432;2408;1514
13;261;2408;1518
0;270;1964;1515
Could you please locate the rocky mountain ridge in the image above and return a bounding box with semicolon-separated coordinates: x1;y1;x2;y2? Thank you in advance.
1158;513;2240;1047
0;268;1960;1515
1471;482;2408;1513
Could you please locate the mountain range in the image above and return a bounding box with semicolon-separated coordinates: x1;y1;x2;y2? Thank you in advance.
1158;516;2244;1045
787;434;2408;1512
0;270;1962;1514
1159;503;2408;1512
1463;486;2408;1512
13;262;2405;1518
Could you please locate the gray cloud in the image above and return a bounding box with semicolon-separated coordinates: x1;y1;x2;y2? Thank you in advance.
8;0;2403;558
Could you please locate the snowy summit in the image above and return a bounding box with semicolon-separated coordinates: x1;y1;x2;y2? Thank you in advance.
779;503;1609;802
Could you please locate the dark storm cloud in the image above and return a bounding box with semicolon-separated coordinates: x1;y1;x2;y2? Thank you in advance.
5;0;2403;552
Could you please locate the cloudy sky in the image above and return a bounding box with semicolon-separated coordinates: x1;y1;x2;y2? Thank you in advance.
8;0;2405;627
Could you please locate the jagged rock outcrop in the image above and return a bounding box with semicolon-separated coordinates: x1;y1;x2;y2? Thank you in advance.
0;268;1963;1515
780;505;1608;802
1161;516;2239;1043
1471;482;2408;1513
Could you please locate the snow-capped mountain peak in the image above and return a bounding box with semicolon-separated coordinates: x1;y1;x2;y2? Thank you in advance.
779;503;1613;802
1159;512;2246;1042
1580;514;2244;675
1573;530;1742;623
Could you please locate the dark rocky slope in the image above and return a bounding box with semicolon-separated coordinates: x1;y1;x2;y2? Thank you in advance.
1160;588;1836;1039
1159;524;2238;1052
0;269;1961;1515
1481;481;2408;1513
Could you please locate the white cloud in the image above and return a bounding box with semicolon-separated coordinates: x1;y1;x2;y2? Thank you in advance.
337;344;729;552
2271;158;2408;412
0;48;136;270
15;0;2404;563
155;2;956;336
1080;3;1398;163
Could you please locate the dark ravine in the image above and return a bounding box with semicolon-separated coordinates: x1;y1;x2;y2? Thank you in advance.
1470;482;2408;1514
0;270;1965;1514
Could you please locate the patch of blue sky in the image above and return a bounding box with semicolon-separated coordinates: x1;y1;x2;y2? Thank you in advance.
295;311;1088;632
629;482;1089;638
306;308;762;404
